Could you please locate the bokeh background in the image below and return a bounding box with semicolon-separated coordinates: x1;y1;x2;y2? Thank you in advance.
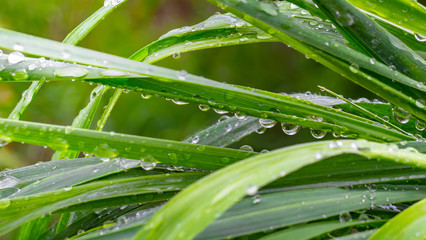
0;0;412;169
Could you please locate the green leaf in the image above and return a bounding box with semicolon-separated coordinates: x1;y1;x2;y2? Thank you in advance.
0;118;256;170
183;116;261;147
205;0;426;121
346;0;426;37
259;220;385;240
134;140;426;239
370;198;426;240
0;173;205;235
313;0;426;81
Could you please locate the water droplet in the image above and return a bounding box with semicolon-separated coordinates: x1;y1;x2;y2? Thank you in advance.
246;185;258;196
213;108;228;114
171;99;189;105
314;152;322;159
64;187;72;191
140;161;157;171
369;58;376;64
415;119;425;131
239;145;254;152
177;70;188;80
234;112;247;120
281;123;300;135
0;176;20;189
172;52;181;59
339;212;352;222
11;69;29;81
310;129;327;139
13;43;24;51
8;52;25;64
253;195;262;204
141;93;152;99
93;143;118;158
392;106;411;124
414;33;426;42
415;99;425;108
199;104;210;111
256;127;266;134
191;135;200;144
55;67;88;78
259;118;276;128
358;213;369;222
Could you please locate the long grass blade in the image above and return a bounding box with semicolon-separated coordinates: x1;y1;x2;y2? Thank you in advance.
205;0;426;121
370;198;426;240
134;139;426;239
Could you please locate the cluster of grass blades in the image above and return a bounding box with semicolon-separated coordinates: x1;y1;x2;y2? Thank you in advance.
0;0;425;239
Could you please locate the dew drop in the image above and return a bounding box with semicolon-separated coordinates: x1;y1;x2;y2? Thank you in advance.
177;70;188;80
253;195;262;204
0;176;20;189
259;118;276;128
281;123;300;135
191;135;200;144
415;119;425;131
246;185;259;196
8;52;25;64
55;67;88;78
414;33;426;42
239;145;254;152
171;99;189;105
415;99;425;108
392;106;411;124
213;108;229;114
256;127;266;134
172;52;181;59
198;104;210;111
141;93;152;99
339;212;352;222
140;161;157;171
13;43;24;51
11;69;29;81
310;129;327;139
234;112;247;120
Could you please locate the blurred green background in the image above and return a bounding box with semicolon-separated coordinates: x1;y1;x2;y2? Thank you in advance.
0;0;380;169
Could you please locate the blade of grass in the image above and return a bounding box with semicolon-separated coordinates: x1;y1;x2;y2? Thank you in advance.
134;139;426;239
347;0;426;36
205;0;426;121
0;173;205;235
0;56;413;142
259;220;385;240
313;0;426;81
370;198;426;240
0;118;257;170
318;86;412;137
